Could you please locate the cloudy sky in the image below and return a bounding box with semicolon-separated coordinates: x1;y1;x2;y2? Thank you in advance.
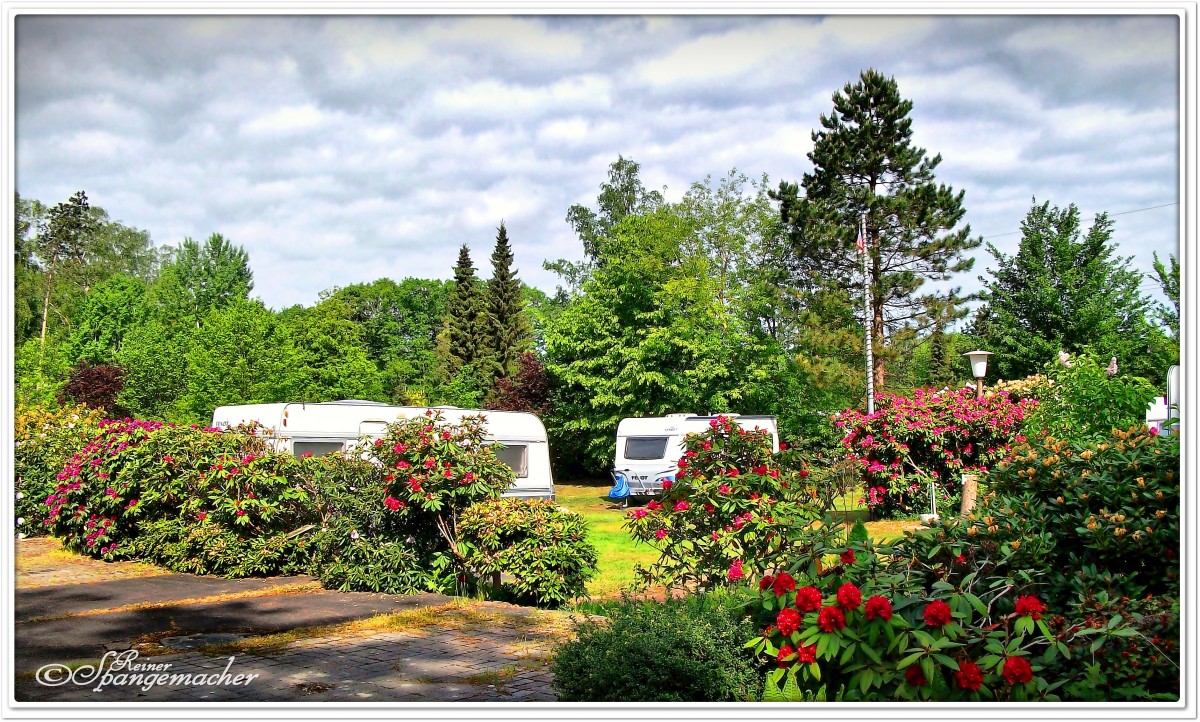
14;12;1181;314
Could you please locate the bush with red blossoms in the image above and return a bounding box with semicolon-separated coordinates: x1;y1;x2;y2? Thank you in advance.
747;528;1072;702
834;387;1036;518
623;416;828;591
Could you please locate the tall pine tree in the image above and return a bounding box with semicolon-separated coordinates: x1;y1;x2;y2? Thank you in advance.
773;68;980;393
484;222;533;380
440;244;489;373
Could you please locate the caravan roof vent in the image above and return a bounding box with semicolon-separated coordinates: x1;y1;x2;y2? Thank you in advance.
665;413;693;418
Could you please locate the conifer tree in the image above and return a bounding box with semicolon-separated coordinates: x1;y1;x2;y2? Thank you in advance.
485;222;533;380
441;244;488;372
772;68;980;392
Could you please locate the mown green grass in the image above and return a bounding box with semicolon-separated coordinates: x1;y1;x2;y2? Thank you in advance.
554;482;659;599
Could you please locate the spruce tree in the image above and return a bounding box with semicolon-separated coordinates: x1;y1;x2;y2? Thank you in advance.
772;68;980;393
485;222;534;380
975;199;1156;381
442;244;488;372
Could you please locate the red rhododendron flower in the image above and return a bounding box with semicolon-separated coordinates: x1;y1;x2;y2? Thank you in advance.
1002;656;1033;684
752;465;768;475
923;599;953;627
1014;595;1046;620
836;583;862;611
776;607;802;636
646;500;663;511
726;468;740;477
661;479;673;490
776;644;795;667
795;586;823;613
718;484;731;494
655;529;667;540
817;605;846;632
759;575;775;592
384;496;402;511
771;572;796;596
779;442;789;451
795;643;817;664
728;559;745;581
423;458;436;469
955;660;984;691
704;502;715;514
864;595;893;621
905;665;927;687
630;508;648;519
674;500;689;512
840;549;856;565
677;459;689;469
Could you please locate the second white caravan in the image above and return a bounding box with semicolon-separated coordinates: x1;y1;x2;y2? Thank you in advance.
609;413;779;500
211;400;554;500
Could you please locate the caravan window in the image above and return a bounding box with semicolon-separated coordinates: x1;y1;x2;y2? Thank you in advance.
292;440;346;458
625;436;670;460
492;444;529;478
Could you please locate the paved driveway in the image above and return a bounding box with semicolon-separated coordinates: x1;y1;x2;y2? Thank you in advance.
13;538;571;703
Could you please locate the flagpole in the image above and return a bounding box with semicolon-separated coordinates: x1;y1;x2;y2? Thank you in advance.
862;211;874;415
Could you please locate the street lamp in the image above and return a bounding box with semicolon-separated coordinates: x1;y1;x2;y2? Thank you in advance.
962;350;993;399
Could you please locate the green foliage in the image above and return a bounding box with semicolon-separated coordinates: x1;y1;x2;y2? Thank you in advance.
1151;251;1179;339
976;199;1163;382
15;337;71;409
328;277;449;403
459;498;599;607
774;68;979;391
1021;353;1157;443
113;319;189;421
441;244;490;374
278;296;383;402
551;592;762;702
624;417;827;591
14;404;104;537
175;297;304;423
985;427;1179;601
835;387;1036;518
545;173;792;474
132;519;312;578
545;154;665;296
66;274;151;365
483;222;534;381
154;233;253;330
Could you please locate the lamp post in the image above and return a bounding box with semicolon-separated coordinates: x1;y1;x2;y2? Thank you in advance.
962;350;993;399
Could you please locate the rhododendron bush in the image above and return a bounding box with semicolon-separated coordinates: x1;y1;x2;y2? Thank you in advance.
44;419;316;571
835;388;1036;518
747;514;1178;701
624;416;828;591
15;403;103;538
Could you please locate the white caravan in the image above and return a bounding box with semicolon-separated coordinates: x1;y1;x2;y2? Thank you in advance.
610;413;780;499
210;401;554;500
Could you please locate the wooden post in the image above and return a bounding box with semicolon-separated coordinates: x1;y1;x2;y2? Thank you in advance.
960;474;979;516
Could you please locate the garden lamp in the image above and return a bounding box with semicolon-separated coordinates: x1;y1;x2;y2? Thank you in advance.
962;350;993;399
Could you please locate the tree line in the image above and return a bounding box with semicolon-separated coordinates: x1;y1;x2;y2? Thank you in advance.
15;69;1179;476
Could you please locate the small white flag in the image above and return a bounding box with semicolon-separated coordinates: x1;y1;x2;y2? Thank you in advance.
856;231;865;254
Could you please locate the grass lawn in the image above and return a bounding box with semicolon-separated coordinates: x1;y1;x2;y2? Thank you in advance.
555;482;922;600
554;482;659;598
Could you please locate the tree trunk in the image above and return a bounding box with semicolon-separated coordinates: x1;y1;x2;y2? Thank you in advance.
39;269;53;349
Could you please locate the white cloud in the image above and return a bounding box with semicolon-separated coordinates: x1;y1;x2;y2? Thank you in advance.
241;104;330;135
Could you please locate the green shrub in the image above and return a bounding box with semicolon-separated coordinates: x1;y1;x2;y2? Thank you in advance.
308;516;445;594
14;403;102;537
1021;353;1157;444
985;426;1179;600
551;592;762;702
131;518;312;578
624;415;824;591
459;498;599;607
